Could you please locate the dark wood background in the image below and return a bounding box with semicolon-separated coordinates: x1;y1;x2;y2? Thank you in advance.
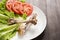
26;0;60;40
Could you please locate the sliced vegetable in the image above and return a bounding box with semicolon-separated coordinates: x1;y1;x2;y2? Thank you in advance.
6;0;17;11
12;1;23;14
6;0;33;16
23;3;33;16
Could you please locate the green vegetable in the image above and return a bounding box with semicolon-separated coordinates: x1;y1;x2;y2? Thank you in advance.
0;27;16;37
0;30;15;40
0;19;8;24
0;13;8;24
22;13;27;20
4;10;15;18
0;23;8;28
0;32;12;40
0;24;19;33
9;30;17;39
20;0;26;3
0;10;5;14
2;0;7;3
0;0;6;11
0;24;19;40
15;14;21;18
0;0;15;18
0;14;9;20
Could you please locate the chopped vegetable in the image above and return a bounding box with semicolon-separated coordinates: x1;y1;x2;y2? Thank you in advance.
20;0;26;3
22;13;27;20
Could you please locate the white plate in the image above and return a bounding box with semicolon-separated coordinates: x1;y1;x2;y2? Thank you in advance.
11;6;47;40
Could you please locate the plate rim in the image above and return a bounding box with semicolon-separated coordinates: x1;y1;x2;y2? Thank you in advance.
31;5;47;39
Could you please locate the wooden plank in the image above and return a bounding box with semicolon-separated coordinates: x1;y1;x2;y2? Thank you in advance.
38;0;47;14
54;0;60;40
46;0;60;40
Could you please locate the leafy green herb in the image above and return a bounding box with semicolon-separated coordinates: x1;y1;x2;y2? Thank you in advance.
20;0;25;3
22;13;27;20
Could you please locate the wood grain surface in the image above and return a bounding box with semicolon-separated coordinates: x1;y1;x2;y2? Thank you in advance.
26;0;60;40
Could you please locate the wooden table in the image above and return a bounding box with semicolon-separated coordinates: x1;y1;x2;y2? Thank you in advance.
27;0;60;40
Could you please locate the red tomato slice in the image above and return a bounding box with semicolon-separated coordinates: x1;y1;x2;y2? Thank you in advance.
23;3;33;16
7;0;17;3
6;0;17;11
12;1;23;14
6;3;12;11
6;0;33;16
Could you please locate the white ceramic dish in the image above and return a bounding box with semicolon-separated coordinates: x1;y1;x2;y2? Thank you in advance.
11;6;47;40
